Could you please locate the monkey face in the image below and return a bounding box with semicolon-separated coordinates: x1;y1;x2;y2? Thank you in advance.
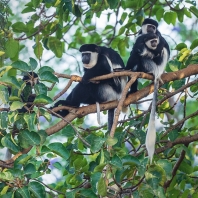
145;37;159;50
142;24;156;34
81;51;98;69
147;24;156;33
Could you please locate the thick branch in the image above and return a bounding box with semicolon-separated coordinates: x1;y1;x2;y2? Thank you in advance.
7;64;198;163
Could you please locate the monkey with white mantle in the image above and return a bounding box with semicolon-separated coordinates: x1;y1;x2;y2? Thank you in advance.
53;44;128;131
126;18;170;162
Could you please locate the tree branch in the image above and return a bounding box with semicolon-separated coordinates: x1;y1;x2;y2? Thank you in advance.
6;64;198;164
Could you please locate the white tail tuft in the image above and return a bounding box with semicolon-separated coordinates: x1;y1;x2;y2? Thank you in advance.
96;102;101;125
146;119;156;163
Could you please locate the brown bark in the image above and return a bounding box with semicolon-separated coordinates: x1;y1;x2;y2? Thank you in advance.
6;64;198;163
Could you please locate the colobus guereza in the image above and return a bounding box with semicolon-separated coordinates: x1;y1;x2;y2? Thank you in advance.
126;18;170;162
53;44;127;131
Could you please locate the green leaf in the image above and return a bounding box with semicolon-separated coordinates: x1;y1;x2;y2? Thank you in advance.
39;108;52;122
118;26;125;36
110;155;122;168
120;12;127;24
39;71;59;83
1;134;20;153
24;113;37;131
12;61;30;72
167;60;180;72
97;177;107;196
145;165;166;188
5;38;19;59
1;76;20;89
0;171;14;181
94;163;106;172
48;37;64;58
10;101;24;111
0;66;12;77
29;57;38;70
12;22;27;33
32;0;42;8
184;8;192;18
172;79;185;90
133;129;146;144
0;186;9;196
122;155;140;166
79;189;97;198
156;8;164;21
91;172;101;193
157;159;172;180
34;94;53;105
17;186;30;198
73;157;87;171
48;142;70;159
37;130;48;145
190;39;198;50
61;125;75;137
107;0;119;9
18;130;41;148
106;136;118;146
24;163;36;175
38;66;54;74
179;160;193;174
168;129;179;141
175;43;187;51
0;112;8;129
22;6;36;14
189;6;198;18
0;89;9;104
34;83;47;95
28;182;46;198
118;39;126;56
90;136;106;153
164;11;177;25
34;42;43;59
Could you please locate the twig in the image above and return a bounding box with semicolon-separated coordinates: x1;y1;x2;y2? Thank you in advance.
53;79;73;101
46;108;91;147
163;149;186;189
32;179;65;195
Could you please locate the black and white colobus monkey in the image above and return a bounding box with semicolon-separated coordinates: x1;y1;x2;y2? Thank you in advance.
126;18;170;162
53;44;127;131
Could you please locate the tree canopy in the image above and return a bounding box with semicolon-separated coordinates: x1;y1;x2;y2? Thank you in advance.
0;0;198;197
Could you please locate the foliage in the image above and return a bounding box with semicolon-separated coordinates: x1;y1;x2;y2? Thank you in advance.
0;0;198;197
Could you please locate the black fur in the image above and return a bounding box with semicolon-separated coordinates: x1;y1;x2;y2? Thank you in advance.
53;44;127;130
8;72;38;113
126;18;170;93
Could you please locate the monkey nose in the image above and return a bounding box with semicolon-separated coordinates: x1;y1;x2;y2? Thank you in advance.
82;56;90;64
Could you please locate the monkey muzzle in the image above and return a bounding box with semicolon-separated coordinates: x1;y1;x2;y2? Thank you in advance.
150;39;158;48
82;53;91;64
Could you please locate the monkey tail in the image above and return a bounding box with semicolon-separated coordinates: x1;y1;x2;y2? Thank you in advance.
146;78;159;163
96;102;101;125
108;108;115;131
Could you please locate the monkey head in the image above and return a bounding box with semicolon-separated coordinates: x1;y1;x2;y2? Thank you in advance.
144;33;159;50
141;18;158;34
79;44;101;69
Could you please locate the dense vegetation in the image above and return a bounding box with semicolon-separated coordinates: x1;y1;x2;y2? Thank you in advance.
0;0;198;197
